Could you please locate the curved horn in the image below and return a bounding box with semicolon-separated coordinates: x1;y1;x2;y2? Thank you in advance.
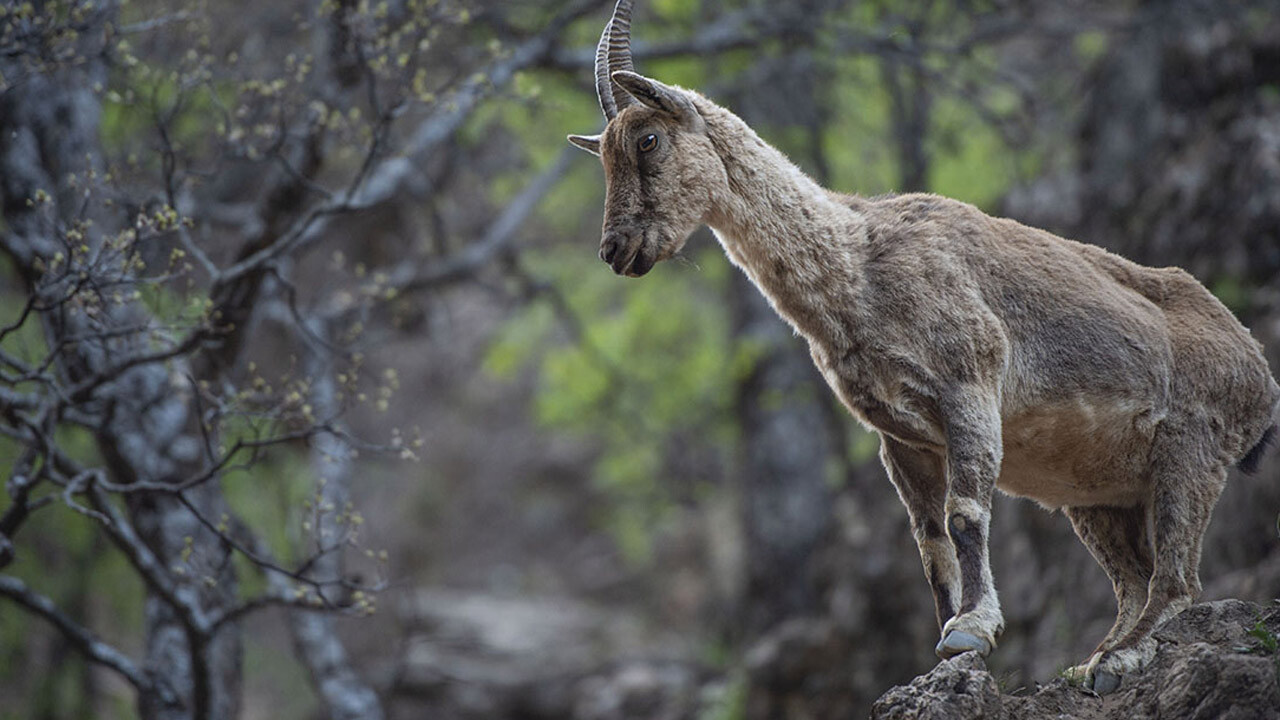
594;0;637;120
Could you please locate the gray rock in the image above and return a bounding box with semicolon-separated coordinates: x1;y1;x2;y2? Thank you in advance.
394;589;704;719
871;600;1280;720
870;653;1004;720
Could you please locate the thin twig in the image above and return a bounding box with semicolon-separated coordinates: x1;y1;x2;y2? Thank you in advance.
0;574;177;705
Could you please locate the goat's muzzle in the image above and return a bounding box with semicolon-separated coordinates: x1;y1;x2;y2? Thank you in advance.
601;228;653;277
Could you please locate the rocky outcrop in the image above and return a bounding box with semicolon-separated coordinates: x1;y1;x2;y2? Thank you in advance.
871;599;1280;720
390;589;711;719
392;592;1280;720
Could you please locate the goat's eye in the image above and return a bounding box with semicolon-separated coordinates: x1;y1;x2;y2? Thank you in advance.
638;134;658;153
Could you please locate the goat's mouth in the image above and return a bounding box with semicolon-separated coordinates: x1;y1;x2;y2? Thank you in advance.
602;230;660;277
619;244;656;277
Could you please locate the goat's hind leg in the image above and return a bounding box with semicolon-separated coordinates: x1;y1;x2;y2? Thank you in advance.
880;436;958;634
1061;504;1153;690
1087;435;1226;693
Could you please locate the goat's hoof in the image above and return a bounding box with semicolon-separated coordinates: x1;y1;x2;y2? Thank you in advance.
1084;639;1153;694
1087;669;1122;695
1061;664;1089;686
935;630;991;659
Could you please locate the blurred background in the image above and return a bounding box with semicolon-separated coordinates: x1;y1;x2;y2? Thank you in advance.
1;0;1278;719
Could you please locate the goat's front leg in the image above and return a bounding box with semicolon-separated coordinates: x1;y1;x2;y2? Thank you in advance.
880;435;957;632
935;393;1004;659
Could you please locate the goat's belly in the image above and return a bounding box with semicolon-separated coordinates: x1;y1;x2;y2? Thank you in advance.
997;398;1160;510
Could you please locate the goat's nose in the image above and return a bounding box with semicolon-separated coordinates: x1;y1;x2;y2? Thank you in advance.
600;232;623;264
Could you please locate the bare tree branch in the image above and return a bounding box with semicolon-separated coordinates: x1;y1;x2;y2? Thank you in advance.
0;574;178;708
214;0;605;289
397;148;575;294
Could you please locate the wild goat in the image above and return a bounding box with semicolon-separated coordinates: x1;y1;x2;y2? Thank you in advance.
567;0;1280;693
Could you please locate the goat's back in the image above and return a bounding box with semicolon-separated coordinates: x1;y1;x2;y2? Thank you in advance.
852;192;1278;470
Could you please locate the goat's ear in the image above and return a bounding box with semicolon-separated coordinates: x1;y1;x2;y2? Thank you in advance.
612;71;699;125
566;133;602;156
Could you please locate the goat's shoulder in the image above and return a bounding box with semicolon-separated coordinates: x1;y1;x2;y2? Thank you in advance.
847;193;994;266
831;194;1010;389
838;192;969;238
846;193;993;297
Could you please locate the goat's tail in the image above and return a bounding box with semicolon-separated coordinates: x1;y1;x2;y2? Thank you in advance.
1237;423;1277;475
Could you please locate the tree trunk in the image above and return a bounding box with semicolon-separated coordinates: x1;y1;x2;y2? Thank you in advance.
730;275;835;636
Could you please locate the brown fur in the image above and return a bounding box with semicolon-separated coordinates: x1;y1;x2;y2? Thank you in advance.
570;70;1280;685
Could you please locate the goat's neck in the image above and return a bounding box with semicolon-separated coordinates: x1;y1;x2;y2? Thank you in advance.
701;107;866;346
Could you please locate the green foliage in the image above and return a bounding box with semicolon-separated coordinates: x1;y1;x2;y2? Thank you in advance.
487;245;737;565
820;9;1030;206
929;93;1019;208
995;669;1026;695
1248;617;1279;654
136;277;213;329
0;265;132;716
0;292;51;370
0;497;145;718
541;159;607;236
652;0;699;24
1245;613;1280;681
487;49;745;562
98;42;234;165
825;54;899;195
649;55;707;92
1073;31;1110;62
1211;276;1253;316
698;670;747;720
846;427;881;467
242;626;318;720
222;444;314;564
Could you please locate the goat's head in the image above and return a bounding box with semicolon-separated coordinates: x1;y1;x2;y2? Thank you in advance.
567;0;727;277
